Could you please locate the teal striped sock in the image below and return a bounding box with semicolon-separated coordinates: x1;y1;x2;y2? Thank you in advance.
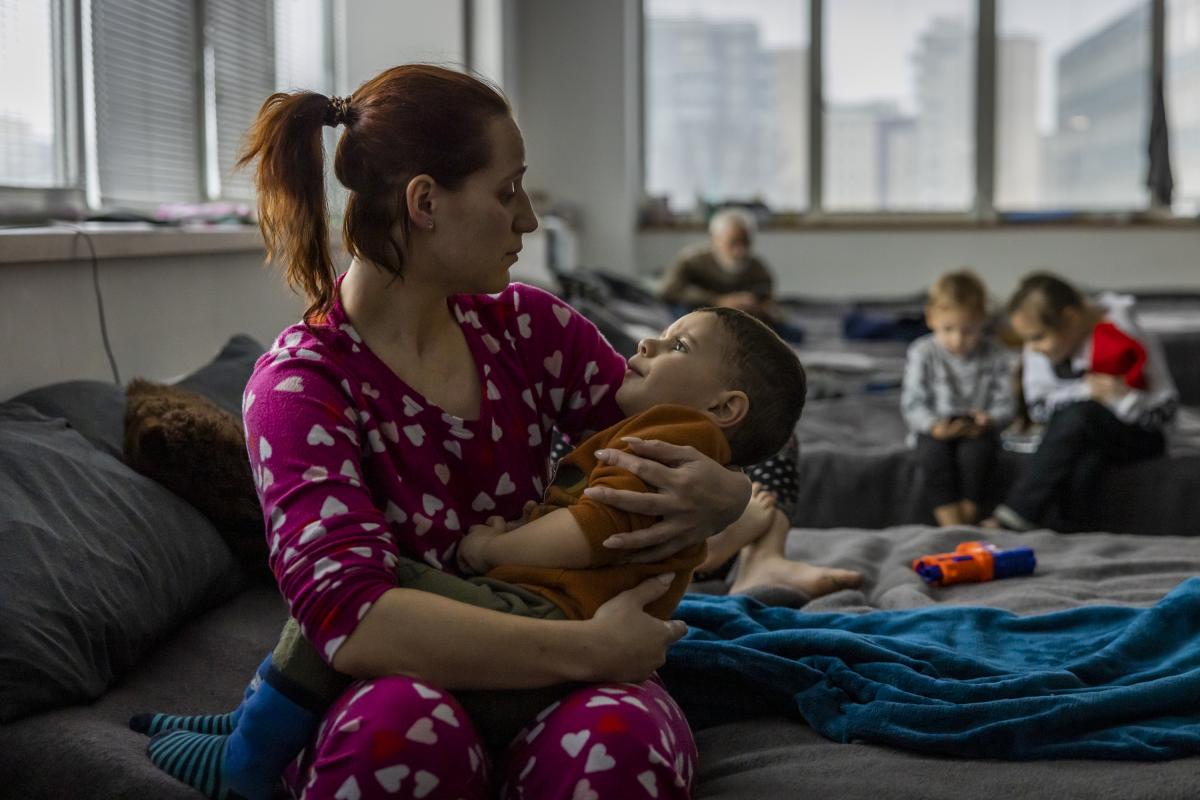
131;711;239;736
147;731;244;800
129;653;272;736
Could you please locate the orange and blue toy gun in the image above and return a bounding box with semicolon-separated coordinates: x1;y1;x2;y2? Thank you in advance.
912;541;1036;586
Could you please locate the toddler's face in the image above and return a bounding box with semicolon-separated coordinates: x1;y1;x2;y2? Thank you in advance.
616;312;732;417
926;306;984;358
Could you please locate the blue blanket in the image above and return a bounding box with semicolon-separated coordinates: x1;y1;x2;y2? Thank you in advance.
663;578;1200;760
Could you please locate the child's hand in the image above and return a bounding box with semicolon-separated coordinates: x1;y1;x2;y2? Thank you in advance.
457;517;506;575
1086;372;1128;403
971;410;992;430
931;418;972;439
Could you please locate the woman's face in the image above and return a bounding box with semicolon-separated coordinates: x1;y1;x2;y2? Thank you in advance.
427;115;539;294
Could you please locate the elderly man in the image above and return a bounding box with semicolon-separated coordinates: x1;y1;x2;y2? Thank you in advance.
659;208;776;319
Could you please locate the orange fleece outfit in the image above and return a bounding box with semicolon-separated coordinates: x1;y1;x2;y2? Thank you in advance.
486;403;731;620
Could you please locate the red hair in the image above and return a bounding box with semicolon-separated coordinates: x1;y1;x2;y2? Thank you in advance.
237;65;510;321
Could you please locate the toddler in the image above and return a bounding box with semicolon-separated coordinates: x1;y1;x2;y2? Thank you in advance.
901;270;1015;526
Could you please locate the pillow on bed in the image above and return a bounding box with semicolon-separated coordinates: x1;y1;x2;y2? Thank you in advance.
8;380;126;459
175;334;266;416
0;404;244;723
124;379;267;575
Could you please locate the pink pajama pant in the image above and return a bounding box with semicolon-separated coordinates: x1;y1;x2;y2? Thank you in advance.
284;674;697;799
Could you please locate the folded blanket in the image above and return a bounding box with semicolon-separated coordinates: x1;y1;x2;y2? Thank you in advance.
663;578;1200;760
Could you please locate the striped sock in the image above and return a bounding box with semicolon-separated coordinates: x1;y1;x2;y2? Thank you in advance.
147;731;243;800
130;654;272;736
144;667;318;800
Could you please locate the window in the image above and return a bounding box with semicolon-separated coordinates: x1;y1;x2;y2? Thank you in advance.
824;0;976;211
0;0;71;187
642;0;1182;221
0;0;334;210
1168;0;1200;213
996;0;1150;210
644;0;809;214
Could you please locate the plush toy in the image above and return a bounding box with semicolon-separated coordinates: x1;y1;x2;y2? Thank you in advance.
123;379;269;578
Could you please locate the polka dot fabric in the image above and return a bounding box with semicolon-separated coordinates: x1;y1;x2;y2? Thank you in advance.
242;281;627;665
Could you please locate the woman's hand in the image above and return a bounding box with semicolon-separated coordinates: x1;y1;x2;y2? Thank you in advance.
580;574;688;683
584;436;751;563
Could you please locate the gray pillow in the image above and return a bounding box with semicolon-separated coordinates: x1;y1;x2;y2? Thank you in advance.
0;404;245;723
9;380;126;459
176;334;265;417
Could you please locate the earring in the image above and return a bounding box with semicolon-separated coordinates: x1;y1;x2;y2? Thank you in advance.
426;221;435;231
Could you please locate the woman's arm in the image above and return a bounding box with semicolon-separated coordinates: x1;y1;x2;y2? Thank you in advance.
583;436;751;563
331;575;687;688
460;508;593;573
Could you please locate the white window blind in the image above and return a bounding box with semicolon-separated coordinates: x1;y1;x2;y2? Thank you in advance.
89;0;201;207
206;0;273;201
275;0;331;94
1;0;68;187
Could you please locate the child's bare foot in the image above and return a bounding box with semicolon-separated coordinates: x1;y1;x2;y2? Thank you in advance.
958;499;979;525
979;517;1002;529
730;510;864;599
695;483;778;574
934;502;964;527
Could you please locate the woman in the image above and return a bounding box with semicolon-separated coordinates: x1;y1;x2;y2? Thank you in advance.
226;65;749;799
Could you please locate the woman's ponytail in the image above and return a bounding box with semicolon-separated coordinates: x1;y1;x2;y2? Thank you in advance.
237;91;338;322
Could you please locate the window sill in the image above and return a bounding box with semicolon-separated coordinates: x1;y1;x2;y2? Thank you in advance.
0;223;264;265
638;211;1200;232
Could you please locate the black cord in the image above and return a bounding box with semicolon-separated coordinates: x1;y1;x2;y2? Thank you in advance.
64;226;121;385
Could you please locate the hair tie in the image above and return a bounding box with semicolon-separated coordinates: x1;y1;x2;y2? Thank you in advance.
324;95;353;127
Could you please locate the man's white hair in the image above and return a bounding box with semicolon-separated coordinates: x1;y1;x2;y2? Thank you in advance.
708;207;757;238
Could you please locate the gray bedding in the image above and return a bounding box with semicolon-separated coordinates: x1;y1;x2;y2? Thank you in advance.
3;525;1199;799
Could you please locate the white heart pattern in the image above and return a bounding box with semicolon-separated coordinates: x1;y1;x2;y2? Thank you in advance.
413;514;433;536
584;743;616;774
422;494;444;516
482;334;500;353
443;440;462;459
518;756;536;780
527;424;542;446
323;635;347;662
553;304;572;327
495;473;516;495
412;770;439;799
486;380;501;400
568;391;586;410
302;465;328;483
525;721;546;743
313;557;341;580
374;764;410;793
361;382;380;399
385;501;408;524
584;696;620;708
243;390;256;413
367;430;385;453
491;420;503;441
321;496;349;518
517;313;532;339
422;548;442;568
405;718;437;745
339;323;362;343
340;460;360;484
571;778;599;800
472;492;495;512
561;729;590;758
274;376;304;393
444;510;460;530
590;384;609;405
404;424;426;447
333;775;361;800
620;696;650;712
298;522;326;545
543;350;563;378
550;388;564;411
584;360;599;382
259;436;272;460
637;770;659;797
307;424;335;446
381;421;399;443
284;332;303;347
434;464;450;484
413;682;442;700
431;703;459;727
402;395;423;416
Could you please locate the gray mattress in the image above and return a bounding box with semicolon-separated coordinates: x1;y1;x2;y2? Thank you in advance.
3;525;1200;799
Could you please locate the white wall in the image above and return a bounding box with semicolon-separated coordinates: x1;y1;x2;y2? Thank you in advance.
0;250;304;400
511;5;1200;296
640;227;1200;299
513;0;641;273
338;0;465;91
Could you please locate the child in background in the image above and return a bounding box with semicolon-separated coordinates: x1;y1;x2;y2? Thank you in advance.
137;306;836;800
901;270;1015;526
988;272;1178;531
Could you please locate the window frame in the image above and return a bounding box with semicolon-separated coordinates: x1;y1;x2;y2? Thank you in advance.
0;0;337;219
639;0;1187;227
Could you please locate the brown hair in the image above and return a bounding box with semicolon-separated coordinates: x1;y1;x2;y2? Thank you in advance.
237;65;511;321
927;269;987;317
1007;271;1086;330
701;307;806;466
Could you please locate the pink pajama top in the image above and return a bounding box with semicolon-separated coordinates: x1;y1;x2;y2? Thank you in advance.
242;281;627;664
